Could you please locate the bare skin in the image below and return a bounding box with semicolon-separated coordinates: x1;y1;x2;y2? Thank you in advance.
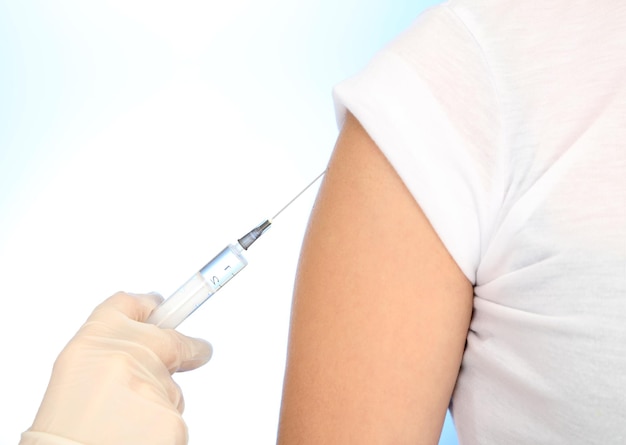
277;113;474;444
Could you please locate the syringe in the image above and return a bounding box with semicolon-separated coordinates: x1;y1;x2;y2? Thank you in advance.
147;171;325;329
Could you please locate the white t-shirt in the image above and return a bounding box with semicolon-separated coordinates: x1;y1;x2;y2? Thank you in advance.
333;1;626;443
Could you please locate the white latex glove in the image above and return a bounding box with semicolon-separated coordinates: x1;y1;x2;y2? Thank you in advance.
20;292;213;445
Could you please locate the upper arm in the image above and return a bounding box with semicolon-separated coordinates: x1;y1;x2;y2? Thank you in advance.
277;113;473;444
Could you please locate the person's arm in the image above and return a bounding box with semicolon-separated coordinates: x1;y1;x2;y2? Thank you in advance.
277;113;473;444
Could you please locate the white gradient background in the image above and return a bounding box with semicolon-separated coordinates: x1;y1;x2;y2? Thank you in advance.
0;1;459;443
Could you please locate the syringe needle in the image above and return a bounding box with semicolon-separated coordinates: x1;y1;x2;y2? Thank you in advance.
238;170;326;251
271;170;326;221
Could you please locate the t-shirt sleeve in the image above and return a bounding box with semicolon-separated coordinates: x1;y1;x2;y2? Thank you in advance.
333;5;502;284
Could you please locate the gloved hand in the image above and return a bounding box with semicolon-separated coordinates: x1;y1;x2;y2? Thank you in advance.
20;292;213;445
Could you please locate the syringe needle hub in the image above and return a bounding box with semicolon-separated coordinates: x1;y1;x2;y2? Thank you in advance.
238;219;272;250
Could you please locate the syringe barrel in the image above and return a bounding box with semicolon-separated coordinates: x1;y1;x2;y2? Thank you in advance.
147;243;248;329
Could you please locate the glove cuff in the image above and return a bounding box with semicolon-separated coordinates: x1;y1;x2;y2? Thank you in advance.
20;431;85;445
